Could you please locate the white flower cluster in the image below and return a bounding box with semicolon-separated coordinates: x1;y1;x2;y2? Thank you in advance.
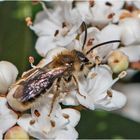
1;0;140;139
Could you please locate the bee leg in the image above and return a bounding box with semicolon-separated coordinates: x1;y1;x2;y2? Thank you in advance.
72;75;86;99
48;79;61;117
48;92;60;117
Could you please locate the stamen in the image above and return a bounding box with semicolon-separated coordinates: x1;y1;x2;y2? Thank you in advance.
118;71;127;79
87;38;94;46
89;0;95;7
29;119;36;125
62;22;67;28
96;71;127;95
89;72;97;79
105;1;112;6
95;56;102;65
63;113;69;119
50;120;56;127
107;90;113;98
34;109;41;117
29;56;36;68
54;30;59;37
25;17;35;31
108;13;115;19
25;17;33;26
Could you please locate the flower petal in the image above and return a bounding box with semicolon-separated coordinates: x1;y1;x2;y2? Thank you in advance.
55;33;77;46
28;128;46;139
119;18;140;45
35;36;57;57
62;108;80;127
61;91;79;106
119;45;140;62
88;65;113;96
76;1;93;23
17;114;32;132
115;83;140;122
33;11;59;36
76;82;95;110
95;90;126;111
55;126;78;140
79;27;100;48
0;97;18;135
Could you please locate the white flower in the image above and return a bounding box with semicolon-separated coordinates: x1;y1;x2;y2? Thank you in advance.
119;18;140;45
29;1;82;57
77;24;121;59
17;99;80;139
114;83;140;122
42;47;126;111
0;61;18;94
76;0;124;28
119;45;140;62
63;65;126;111
0;97;18;139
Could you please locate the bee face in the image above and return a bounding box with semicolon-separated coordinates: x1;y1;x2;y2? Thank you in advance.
73;50;94;71
74;50;89;64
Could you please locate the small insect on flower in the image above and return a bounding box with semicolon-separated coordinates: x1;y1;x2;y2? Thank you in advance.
7;22;120;115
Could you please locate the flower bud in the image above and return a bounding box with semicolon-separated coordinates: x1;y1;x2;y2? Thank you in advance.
0;61;18;94
108;51;129;73
4;126;29;139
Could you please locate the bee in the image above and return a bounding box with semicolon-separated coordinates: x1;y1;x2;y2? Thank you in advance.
7;22;120;115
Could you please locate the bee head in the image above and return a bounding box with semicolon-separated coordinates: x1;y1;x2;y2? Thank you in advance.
74;50;89;63
74;50;94;71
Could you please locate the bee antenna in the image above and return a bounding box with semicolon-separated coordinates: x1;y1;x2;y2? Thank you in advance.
86;40;121;55
82;21;87;50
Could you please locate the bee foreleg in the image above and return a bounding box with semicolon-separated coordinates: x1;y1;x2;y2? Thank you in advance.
72;75;86;99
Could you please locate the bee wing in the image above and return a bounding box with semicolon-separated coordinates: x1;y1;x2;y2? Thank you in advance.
14;66;68;102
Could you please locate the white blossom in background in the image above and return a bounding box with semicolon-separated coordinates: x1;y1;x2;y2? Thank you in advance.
119;45;140;62
75;0;124;28
0;61;18;94
114;83;140;122
119;18;140;45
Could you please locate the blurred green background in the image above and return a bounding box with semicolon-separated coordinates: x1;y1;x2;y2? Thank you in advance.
0;1;140;139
